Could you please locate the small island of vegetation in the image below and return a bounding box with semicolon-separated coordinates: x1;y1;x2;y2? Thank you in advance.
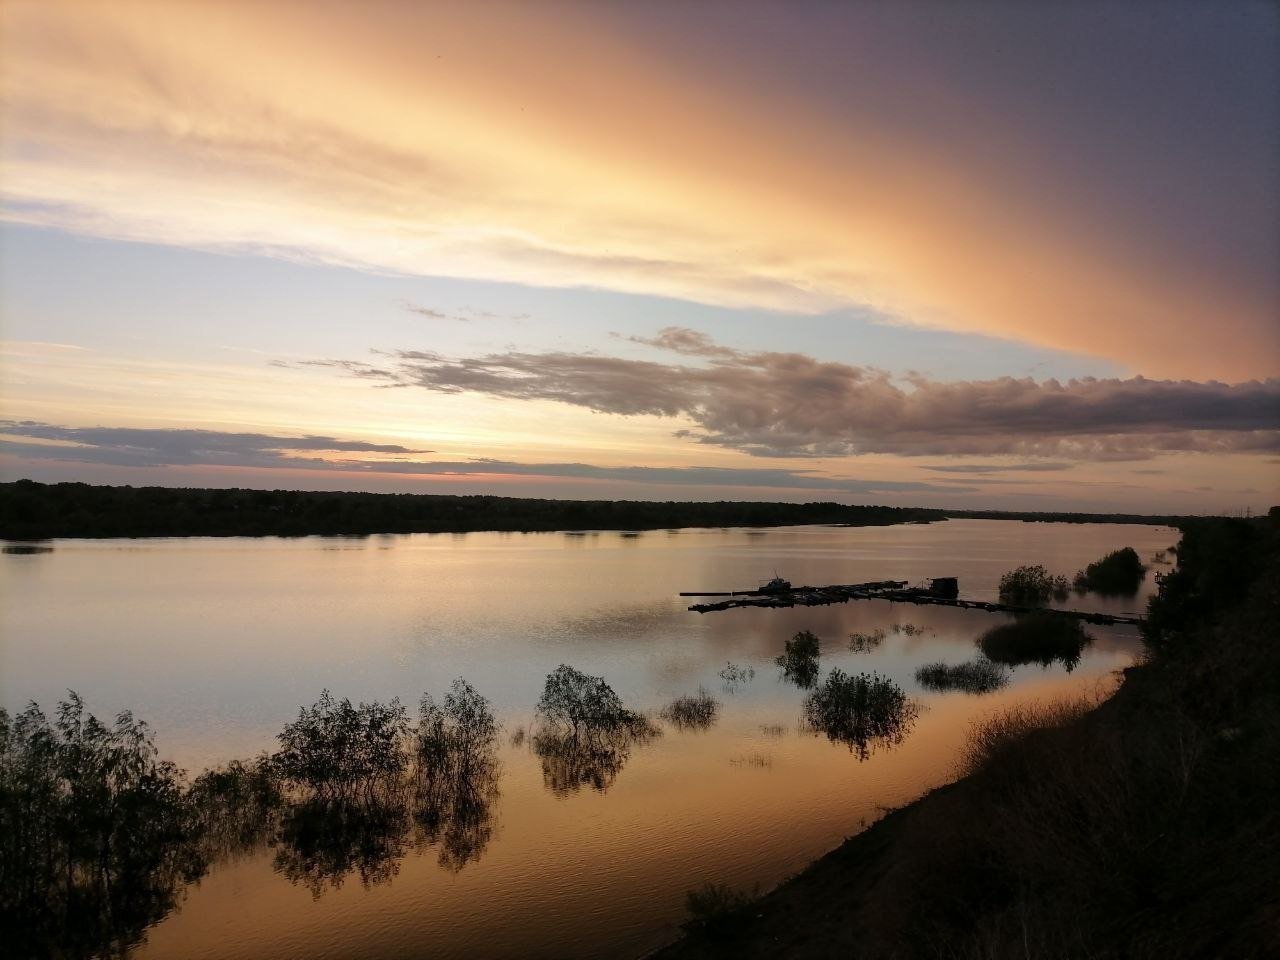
1073;545;1147;594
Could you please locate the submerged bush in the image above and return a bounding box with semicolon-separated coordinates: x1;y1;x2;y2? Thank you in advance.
775;630;821;688
890;623;929;637
0;681;509;947
1073;546;1146;594
535;665;648;740
275;690;409;803
915;658;1009;694
0;693;203;959
416;680;499;782
803;669;919;759
998;565;1070;606
718;662;755;692
189;756;285;857
661;688;719;731
412;679;502;873
533;665;658;795
848;627;887;652
978;615;1093;672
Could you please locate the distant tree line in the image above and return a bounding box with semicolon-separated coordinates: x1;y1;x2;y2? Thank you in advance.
948;508;1191;526
0;480;945;539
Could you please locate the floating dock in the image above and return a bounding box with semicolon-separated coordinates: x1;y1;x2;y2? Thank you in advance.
681;580;1145;626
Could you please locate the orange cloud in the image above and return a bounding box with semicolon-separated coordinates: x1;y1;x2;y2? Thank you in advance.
1;1;1275;379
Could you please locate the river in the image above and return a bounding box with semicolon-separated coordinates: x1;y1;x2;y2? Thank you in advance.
0;519;1176;959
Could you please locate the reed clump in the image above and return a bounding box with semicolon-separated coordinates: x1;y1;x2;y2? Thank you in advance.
914;658;1009;694
662;688;720;731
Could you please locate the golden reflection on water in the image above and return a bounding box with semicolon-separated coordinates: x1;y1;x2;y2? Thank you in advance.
0;520;1175;958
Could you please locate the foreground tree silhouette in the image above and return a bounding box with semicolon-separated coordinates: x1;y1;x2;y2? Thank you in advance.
0;694;203;959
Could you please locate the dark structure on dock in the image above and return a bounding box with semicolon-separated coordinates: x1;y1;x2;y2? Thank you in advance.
680;578;1143;626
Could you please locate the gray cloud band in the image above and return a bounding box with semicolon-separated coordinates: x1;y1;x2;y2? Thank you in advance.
0;421;974;494
297;328;1280;459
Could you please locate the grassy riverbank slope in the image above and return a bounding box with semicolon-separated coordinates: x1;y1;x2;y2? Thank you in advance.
656;513;1279;959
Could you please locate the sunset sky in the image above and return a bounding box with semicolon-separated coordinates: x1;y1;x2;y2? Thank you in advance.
1;1;1277;512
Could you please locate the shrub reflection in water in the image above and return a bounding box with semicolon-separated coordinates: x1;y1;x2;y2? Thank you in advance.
802;669;920;761
531;664;660;796
0;681;504;956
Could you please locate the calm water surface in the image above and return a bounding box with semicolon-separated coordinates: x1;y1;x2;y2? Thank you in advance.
1;519;1176;959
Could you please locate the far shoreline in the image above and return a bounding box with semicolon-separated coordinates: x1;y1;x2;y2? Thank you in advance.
0;479;1190;541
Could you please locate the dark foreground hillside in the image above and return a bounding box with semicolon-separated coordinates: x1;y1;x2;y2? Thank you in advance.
656;514;1280;959
0;479;942;539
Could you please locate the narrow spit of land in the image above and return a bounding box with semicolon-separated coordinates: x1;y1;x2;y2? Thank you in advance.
654;514;1280;960
681;580;1144;625
1;479;1189;540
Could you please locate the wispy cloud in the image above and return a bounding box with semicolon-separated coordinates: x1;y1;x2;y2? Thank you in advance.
294;329;1280;460
924;463;1075;474
0;421;429;469
400;302;468;322
0;420;975;494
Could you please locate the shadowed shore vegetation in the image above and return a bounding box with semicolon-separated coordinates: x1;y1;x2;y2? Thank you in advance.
0;479;942;538
657;513;1280;959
